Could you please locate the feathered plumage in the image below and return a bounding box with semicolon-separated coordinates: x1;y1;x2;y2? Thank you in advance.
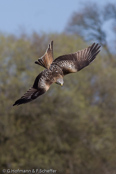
13;41;101;106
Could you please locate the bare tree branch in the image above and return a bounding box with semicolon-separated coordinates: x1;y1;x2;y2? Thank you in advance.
65;2;116;60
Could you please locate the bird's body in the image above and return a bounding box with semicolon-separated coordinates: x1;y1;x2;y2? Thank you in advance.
33;64;63;90
13;41;101;106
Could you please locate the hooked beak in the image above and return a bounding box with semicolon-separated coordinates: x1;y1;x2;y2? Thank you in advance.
55;81;64;86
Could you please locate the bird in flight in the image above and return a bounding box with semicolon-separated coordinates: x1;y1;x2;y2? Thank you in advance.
13;41;101;106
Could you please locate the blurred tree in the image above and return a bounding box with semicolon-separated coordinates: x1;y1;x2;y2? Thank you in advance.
65;2;116;60
0;32;116;174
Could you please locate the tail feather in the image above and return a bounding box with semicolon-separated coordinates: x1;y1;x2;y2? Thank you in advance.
35;40;53;69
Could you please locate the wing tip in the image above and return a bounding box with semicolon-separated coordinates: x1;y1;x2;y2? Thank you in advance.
92;42;101;49
13;98;27;106
48;40;53;50
88;43;101;62
13;103;16;106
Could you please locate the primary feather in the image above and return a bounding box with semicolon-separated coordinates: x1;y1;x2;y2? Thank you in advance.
53;43;101;75
13;42;101;106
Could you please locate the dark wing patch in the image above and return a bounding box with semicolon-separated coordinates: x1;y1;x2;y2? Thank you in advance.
13;87;45;106
13;70;51;106
35;41;54;69
53;43;101;75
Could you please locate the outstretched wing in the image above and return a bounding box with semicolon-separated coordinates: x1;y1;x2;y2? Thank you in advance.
13;72;50;106
13;87;45;106
53;43;101;75
35;41;53;69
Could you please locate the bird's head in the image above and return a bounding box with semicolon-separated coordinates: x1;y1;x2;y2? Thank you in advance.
55;77;64;86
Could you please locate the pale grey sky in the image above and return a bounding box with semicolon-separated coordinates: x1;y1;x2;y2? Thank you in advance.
0;0;115;35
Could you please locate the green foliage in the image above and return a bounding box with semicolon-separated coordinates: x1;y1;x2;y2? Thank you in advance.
0;33;116;174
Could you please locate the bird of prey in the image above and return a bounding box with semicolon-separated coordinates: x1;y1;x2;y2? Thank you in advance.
13;41;101;106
